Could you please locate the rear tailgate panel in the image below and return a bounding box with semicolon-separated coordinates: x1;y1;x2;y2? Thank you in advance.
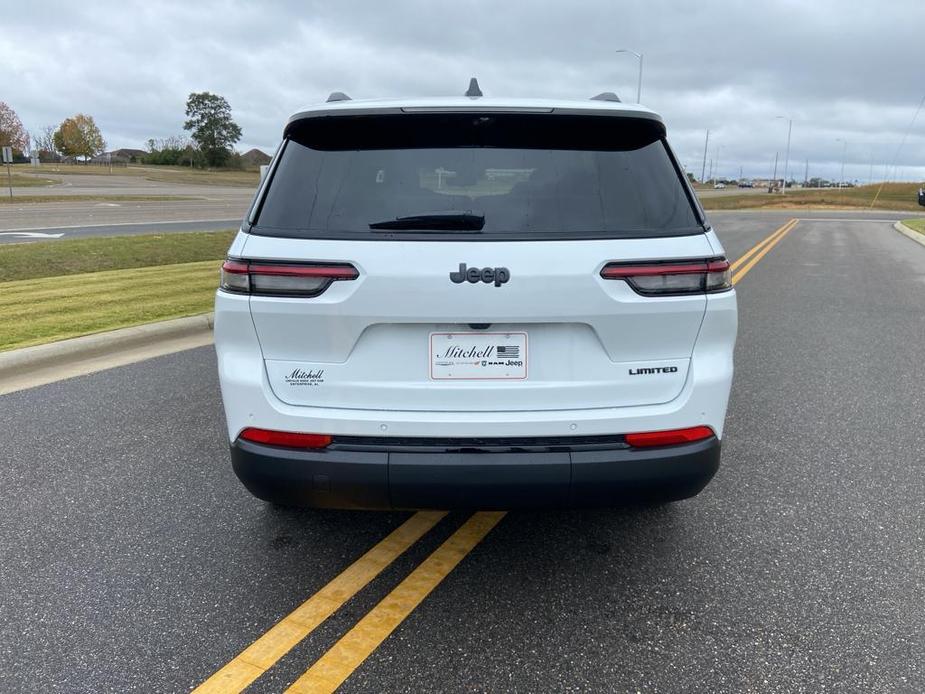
243;234;712;412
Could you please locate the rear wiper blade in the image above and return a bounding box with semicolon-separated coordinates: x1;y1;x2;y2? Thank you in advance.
369;211;485;231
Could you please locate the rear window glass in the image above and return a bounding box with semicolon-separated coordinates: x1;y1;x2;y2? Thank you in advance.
252;113;700;240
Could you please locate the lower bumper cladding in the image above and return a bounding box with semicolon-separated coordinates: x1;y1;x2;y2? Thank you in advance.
230;433;721;510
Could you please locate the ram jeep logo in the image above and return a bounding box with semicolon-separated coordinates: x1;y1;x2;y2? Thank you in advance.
628;366;679;375
449;263;510;287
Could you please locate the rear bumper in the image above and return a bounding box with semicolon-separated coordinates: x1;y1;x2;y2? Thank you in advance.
230;436;720;510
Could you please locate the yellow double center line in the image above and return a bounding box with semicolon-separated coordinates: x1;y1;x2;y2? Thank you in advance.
730;218;799;284
194;217;799;694
194;511;449;693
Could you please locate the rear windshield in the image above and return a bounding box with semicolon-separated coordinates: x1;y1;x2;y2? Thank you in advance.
251;113;701;241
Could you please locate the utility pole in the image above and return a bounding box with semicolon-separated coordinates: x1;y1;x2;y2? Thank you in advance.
804;159;809;186
701;130;710;183
2;146;12;199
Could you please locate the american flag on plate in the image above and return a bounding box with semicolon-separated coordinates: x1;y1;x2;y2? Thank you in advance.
497;345;520;358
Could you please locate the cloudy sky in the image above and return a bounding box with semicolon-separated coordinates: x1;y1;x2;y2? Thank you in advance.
3;0;924;181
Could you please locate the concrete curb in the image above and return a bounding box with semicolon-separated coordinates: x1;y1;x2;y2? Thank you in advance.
894;221;925;248
0;313;214;382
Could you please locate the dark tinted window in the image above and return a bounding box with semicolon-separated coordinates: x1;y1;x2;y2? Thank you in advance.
253;114;700;240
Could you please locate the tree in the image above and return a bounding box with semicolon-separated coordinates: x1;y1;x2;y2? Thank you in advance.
33;125;59;162
143;134;202;167
0;102;29;155
183;92;242;167
53;114;106;160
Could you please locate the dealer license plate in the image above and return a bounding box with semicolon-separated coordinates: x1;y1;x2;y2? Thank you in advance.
429;332;528;380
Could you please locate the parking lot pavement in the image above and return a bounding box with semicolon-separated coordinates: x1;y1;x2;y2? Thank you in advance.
1;212;924;692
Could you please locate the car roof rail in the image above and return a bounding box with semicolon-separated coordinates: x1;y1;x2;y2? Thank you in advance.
465;77;483;97
326;91;352;103
590;92;621;102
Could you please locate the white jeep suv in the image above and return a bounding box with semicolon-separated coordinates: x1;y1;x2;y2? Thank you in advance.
214;85;737;509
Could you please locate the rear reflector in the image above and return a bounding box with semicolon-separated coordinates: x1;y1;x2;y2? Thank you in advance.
601;258;731;296
221;259;358;297
625;426;715;448
239;428;332;449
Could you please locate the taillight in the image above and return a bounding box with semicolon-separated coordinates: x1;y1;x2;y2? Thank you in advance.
239;428;332;449
625;426;715;448
220;259;358;297
600;258;731;296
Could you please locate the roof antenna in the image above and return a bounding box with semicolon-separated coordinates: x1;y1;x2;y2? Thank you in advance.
590;92;621;102
465;77;483;97
326;91;351;102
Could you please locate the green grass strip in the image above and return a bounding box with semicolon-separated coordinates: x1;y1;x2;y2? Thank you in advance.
902;218;925;234
0;230;236;282
0;260;222;351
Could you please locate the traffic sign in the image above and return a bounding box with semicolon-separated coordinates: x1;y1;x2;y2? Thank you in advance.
1;146;11;163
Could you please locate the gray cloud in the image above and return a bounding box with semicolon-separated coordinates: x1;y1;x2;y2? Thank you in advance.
3;0;923;181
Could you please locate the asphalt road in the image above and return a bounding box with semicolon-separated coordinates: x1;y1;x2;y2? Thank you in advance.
2;211;924;692
0;171;253;242
0;218;241;244
0;199;248;243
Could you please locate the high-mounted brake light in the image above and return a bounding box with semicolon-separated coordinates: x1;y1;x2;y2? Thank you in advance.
601;258;731;296
625;426;715;448
239;428;332;449
221;259;358;297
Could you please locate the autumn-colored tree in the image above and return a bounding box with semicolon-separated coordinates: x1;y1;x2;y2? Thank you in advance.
183;92;242;167
0;102;29;155
53;114;106;160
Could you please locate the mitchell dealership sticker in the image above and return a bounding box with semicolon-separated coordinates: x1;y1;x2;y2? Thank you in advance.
285;368;325;387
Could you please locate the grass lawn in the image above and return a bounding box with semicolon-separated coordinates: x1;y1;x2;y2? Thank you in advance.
141;166;259;187
0;230;236;350
1;171;61;187
0;261;222;350
0;230;236;282
701;183;925;212
902;218;925;234
18;163;259;187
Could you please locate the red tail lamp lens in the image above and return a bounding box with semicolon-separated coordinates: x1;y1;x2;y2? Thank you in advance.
601;258;731;295
625;426;715;448
220;259;358;297
239;428;332;449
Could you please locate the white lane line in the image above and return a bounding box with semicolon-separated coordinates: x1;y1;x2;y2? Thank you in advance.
796;217;918;223
0;231;65;239
0;218;240;233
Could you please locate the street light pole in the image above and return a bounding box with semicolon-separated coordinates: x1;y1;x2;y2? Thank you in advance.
615;49;643;103
776;116;792;194
835;138;848;188
701;129;710;184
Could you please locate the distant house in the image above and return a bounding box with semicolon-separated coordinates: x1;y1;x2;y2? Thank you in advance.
241;148;271;167
109;148;147;163
89;149;146;164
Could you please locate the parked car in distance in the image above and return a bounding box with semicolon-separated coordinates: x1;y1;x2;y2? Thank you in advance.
214;84;738;510
918;187;925;207
713;182;726;189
